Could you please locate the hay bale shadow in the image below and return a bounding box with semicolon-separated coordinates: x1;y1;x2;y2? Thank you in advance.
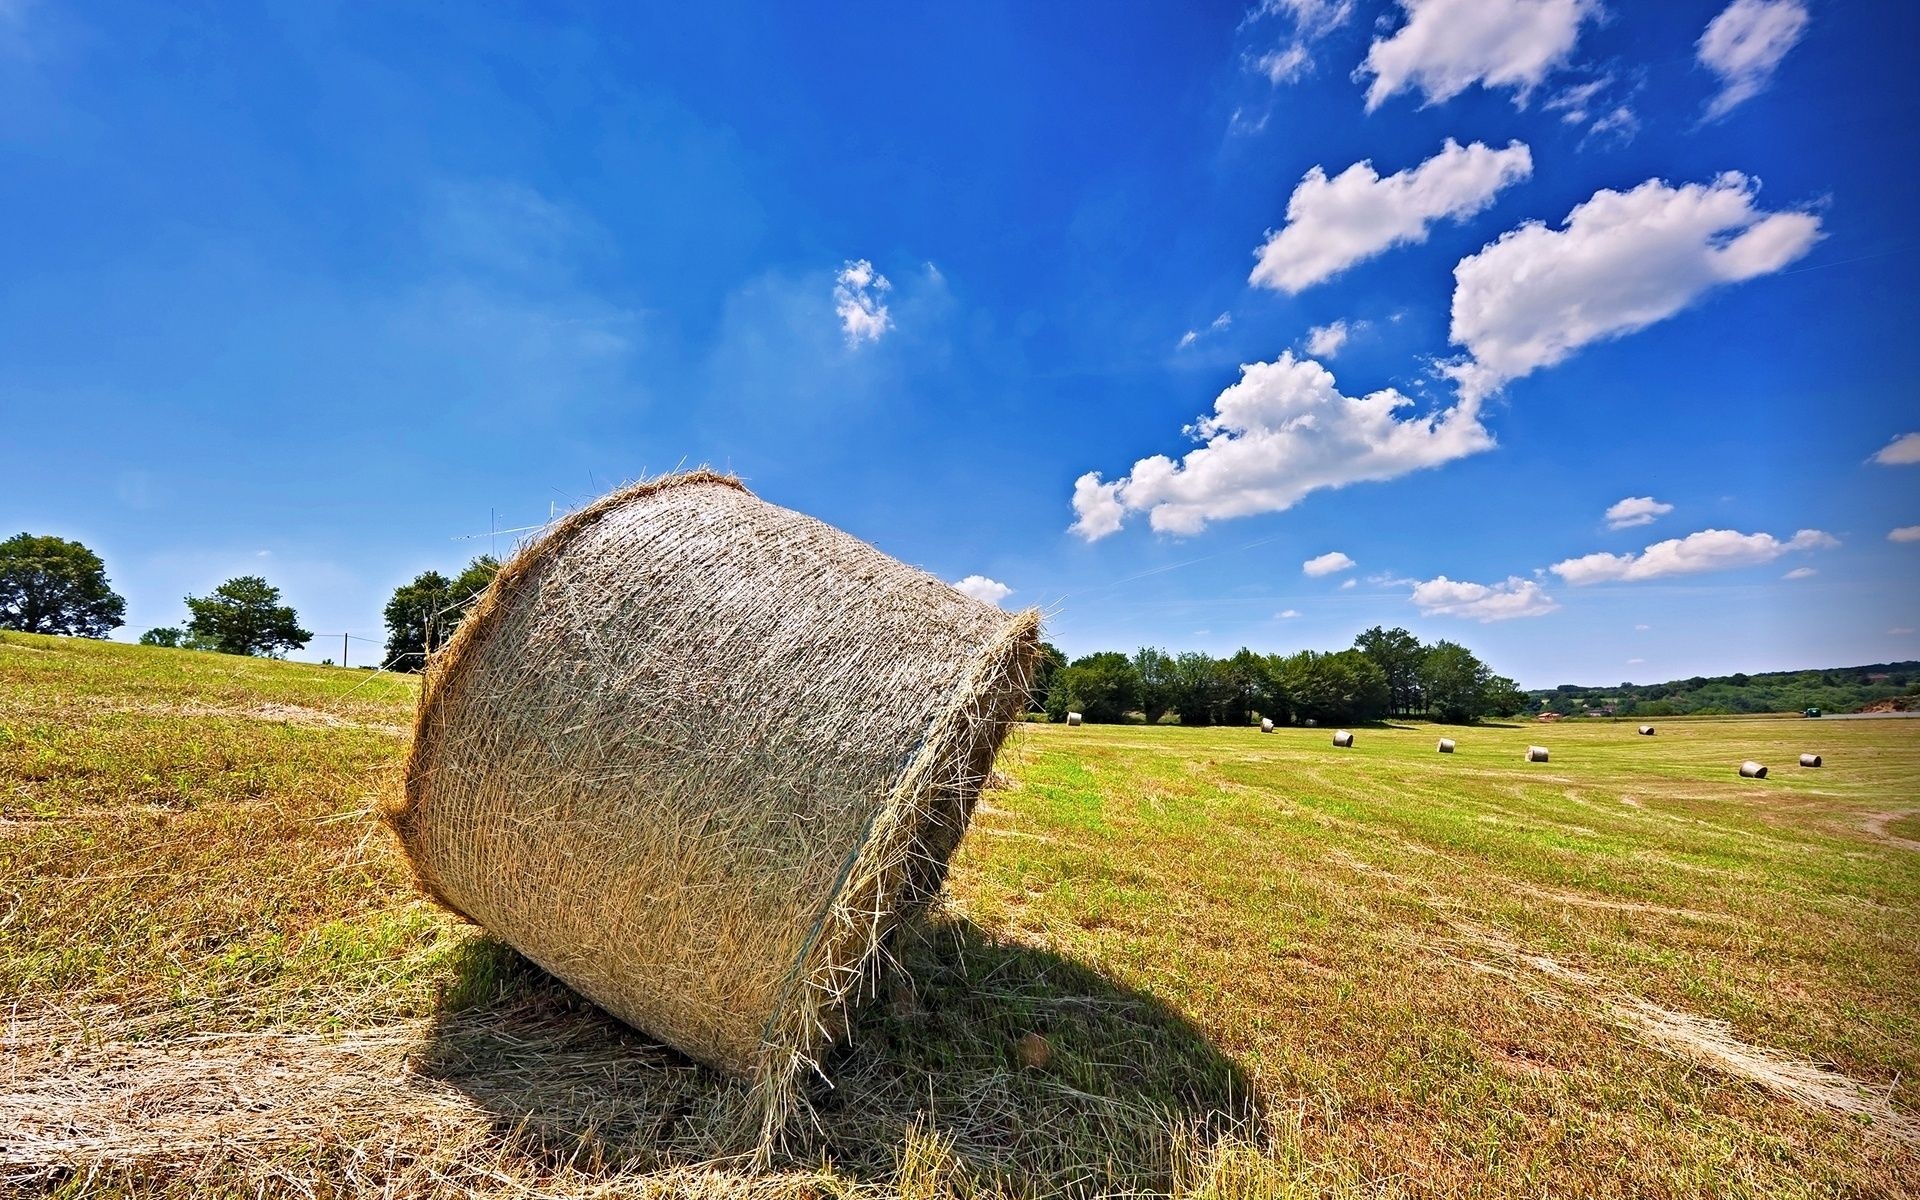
417;916;1258;1192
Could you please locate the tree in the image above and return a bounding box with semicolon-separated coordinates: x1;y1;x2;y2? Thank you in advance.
1132;647;1175;724
139;627;184;647
1032;641;1068;716
1220;648;1275;726
184;576;311;657
382;555;500;670
1485;675;1526;718
0;533;127;638
1354;625;1424;715
1057;652;1139;723
1168;651;1226;725
1422;640;1493;723
1280;649;1388;725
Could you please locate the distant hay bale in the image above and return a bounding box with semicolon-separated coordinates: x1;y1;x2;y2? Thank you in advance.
1065;711;1083;727
1260;717;1274;733
1799;753;1822;768
1740;760;1769;779
1436;738;1455;753
1525;746;1549;763
382;470;1040;1148
1332;730;1354;748
1638;725;1655;736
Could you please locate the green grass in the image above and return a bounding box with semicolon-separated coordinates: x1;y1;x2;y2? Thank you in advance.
3;630;1916;1197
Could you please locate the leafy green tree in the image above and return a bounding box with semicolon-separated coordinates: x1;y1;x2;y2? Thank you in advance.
139;627;184;647
1485;675;1526;718
382;555;500;670
1354;625;1425;715
1132;647;1175;724
1280;649;1389;725
1220;647;1275;726
1422;640;1493;723
1033;641;1069;716
1168;651;1225;726
184;576;311;657
0;533;127;638
1058;652;1140;723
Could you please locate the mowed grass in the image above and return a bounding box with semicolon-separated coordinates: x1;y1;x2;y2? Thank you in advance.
2;630;1916;1198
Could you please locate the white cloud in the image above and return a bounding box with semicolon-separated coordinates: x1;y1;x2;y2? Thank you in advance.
1251;140;1531;295
1605;496;1674;530
951;575;1013;606
1304;319;1361;358
833;259;892;345
1890;526;1920;544
1069;353;1493;540
1698;0;1809;121
1361;0;1599;111
1256;43;1313;84
1634;623;1650;631
1410;575;1559;621
1276;608;1304;619
1303;550;1357;576
1893;627;1916;636
1339;577;1357;589
1448;172;1822;401
1551;527;1838;585
1627;657;1645;664
1871;433;1920;466
1782;566;1816;579
1247;0;1355;86
1179;312;1232;350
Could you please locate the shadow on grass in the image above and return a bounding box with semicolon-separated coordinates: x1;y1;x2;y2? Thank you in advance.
416;913;1258;1193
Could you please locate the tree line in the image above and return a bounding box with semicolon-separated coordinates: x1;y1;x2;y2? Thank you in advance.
0;530;496;669
1035;627;1527;726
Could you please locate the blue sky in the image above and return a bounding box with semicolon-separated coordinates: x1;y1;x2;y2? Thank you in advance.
2;0;1915;686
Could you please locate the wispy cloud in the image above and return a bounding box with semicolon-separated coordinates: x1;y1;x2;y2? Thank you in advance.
1698;0;1809;121
833;259;893;345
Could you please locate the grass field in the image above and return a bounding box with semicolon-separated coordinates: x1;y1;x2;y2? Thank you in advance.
3;630;1916;1198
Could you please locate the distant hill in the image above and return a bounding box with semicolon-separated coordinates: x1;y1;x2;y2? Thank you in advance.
1529;662;1920;717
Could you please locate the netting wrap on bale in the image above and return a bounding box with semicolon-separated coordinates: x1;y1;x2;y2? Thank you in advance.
383;471;1040;1150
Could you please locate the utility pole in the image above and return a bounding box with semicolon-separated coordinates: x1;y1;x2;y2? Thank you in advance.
342;632;349;668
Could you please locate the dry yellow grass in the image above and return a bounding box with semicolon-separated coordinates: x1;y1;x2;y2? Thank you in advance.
3;630;1916;1197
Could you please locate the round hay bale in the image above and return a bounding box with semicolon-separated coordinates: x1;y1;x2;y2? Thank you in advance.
1436;738;1455;753
1740;760;1769;779
1332;730;1354;748
1638;725;1655;736
1260;717;1275;733
1799;752;1822;768
1525;746;1549;763
1065;711;1083;727
383;470;1039;1145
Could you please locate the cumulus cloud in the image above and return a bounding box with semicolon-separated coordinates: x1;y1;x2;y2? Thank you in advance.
1179;312;1233;350
1890;526;1920;544
1447;172;1822;401
833;259;892;345
1782;566;1816;579
1605;496;1674;530
1551;527;1838;585
1304;319;1361;358
1410;575;1559;621
1069;353;1493;540
1361;0;1599;111
1251;140;1532;294
1340;577;1357;589
1871;432;1920;465
951;575;1013;605
1303;551;1357;576
1698;0;1809;121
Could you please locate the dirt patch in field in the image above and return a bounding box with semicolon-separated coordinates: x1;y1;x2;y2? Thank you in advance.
1859;810;1920;853
1508;882;1740;926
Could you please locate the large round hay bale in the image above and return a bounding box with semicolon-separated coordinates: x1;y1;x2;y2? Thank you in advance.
1799;752;1822;768
1740;760;1769;779
1638;725;1655;736
1260;717;1275;733
1525;746;1549;763
383;470;1039;1144
1065;711;1083;727
1332;730;1354;748
1436;738;1455;753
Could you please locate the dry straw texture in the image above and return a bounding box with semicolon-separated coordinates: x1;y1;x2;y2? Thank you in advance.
383;470;1040;1152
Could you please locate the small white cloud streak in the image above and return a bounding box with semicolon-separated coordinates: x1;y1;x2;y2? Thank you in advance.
833;259;893;345
1782;566;1816;579
1551;527;1838;585
1276;608;1304;619
1252;140;1532;294
1303;551;1357;576
1605;496;1674;530
951;574;1013;605
1889;526;1920;544
1698;0;1809;121
1304;320;1357;358
1870;433;1920;465
1410;575;1559;621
